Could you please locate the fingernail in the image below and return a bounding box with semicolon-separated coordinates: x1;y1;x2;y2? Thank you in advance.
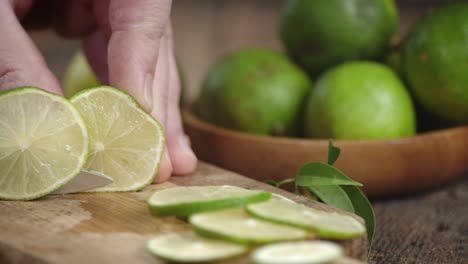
179;134;196;158
142;73;153;113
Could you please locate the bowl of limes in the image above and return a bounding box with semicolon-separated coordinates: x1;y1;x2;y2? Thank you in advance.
183;0;468;197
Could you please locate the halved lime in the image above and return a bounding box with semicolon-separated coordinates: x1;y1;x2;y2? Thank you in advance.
246;199;366;239
146;232;247;263
189;208;309;244
0;87;88;200
251;240;343;264
70;86;164;191
148;185;271;217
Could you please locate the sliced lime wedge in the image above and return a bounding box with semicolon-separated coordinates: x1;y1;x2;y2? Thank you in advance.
70;86;164;191
246;199;366;239
148;185;271;217
146;232;247;263
251;240;343;264
0;87;88;200
190;208;309;244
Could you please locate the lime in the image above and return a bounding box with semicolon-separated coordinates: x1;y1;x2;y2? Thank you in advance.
195;48;311;136
304;61;416;139
146;232;247;263
70;86;164;191
246;199;366;239
403;3;468;123
280;0;398;75
251;241;343;264
63;51;100;98
0;87;88;200
189;208;308;244
148;185;271;217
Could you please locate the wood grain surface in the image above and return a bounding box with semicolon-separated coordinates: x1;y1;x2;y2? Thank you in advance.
370;177;468;264
0;162;367;264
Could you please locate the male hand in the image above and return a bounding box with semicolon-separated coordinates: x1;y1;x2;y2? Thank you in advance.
0;0;197;182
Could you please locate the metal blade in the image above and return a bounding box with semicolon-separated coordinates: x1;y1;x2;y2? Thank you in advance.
52;170;113;194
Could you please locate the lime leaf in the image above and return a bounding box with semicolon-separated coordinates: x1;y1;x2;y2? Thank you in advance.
342;185;376;253
327;139;340;165
307;185;354;213
296;162;362;187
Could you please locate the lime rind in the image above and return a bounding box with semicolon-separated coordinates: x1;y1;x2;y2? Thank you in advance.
251;240;343;264
146;232;247;263
148;186;272;217
0;87;89;200
246;199;366;239
189;208;309;245
70;86;165;192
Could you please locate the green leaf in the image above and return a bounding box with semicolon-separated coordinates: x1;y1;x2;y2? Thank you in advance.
341;185;376;253
296;162;363;187
307;185;355;212
264;178;295;188
276;178;296;188
327;139;341;165
265;180;279;187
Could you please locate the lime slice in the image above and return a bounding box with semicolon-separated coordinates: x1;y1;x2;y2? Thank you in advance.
70;86;164;191
146;232;247;263
189;208;309;244
0;87;88;200
148;185;271;217
251;241;343;264
246;199;366;239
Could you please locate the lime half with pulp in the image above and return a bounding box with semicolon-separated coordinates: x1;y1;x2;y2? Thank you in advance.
70;86;164;191
0;87;88;200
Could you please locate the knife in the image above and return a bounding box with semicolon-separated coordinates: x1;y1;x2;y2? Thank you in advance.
52;170;113;194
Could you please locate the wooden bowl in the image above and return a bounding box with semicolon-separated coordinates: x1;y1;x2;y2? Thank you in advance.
183;107;468;197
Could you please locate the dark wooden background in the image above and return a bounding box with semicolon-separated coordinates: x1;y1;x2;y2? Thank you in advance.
27;1;467;263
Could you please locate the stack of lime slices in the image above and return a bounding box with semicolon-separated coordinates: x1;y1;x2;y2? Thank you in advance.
146;185;366;263
0;86;165;200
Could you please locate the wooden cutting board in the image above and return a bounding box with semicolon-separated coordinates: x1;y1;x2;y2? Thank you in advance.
0;162;367;264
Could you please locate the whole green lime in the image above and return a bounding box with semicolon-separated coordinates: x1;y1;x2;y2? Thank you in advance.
403;3;468;124
280;0;398;75
62;51;99;98
304;61;415;139
195;49;312;136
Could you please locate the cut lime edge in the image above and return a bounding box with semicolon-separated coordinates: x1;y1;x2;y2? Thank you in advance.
191;222;305;245
245;206;366;240
70;86;165;192
189;210;310;245
146;232;248;263
148;190;272;217
0;86;89;200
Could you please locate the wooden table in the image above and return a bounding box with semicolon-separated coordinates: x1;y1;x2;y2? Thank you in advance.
370;175;468;263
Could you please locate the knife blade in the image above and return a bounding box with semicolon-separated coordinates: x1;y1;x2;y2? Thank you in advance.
52;170;113;194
